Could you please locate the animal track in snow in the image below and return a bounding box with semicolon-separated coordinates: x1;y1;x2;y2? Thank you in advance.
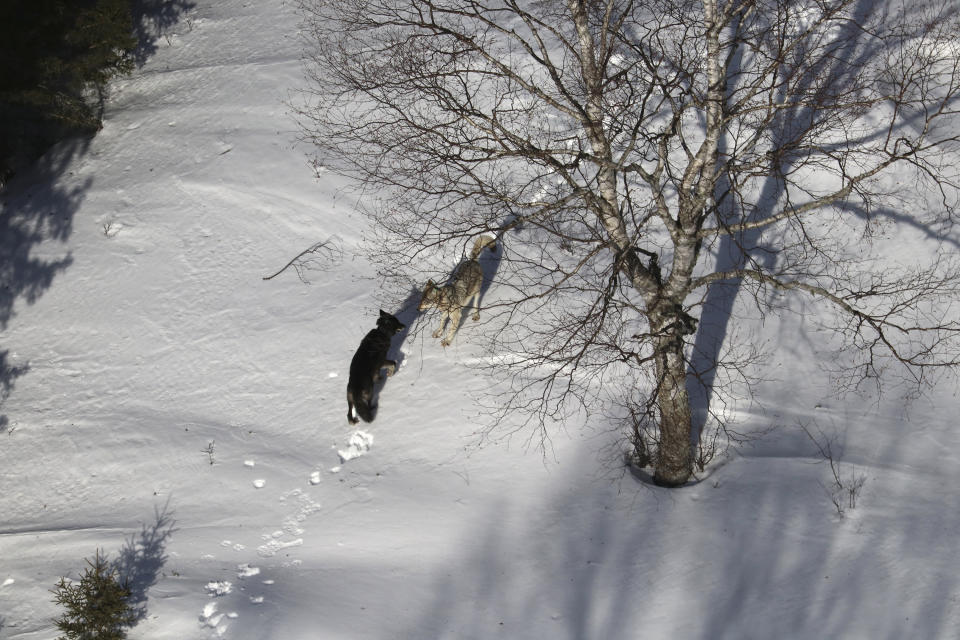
201;468;325;636
280;488;322;518
199;601;236;637
237;563;260;579
198;564;267;635
256;488;321;557
338;430;373;462
219;540;246;551
257;532;303;558
205;581;233;596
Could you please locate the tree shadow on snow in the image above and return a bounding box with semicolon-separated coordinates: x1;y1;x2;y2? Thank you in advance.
113;500;177;623
401;431;960;639
688;0;895;442
130;0;197;67
0;352;28;434
0;141;83;429
0;1;194;431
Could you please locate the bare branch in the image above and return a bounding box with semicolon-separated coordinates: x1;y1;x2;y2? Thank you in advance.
262;237;343;283
296;0;960;486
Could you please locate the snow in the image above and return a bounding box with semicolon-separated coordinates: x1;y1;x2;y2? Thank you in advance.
1;0;959;638
205;582;233;597
337;430;374;463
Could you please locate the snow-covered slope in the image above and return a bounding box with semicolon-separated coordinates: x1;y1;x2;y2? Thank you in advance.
1;1;959;638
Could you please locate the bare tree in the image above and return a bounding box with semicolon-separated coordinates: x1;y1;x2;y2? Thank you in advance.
295;0;960;486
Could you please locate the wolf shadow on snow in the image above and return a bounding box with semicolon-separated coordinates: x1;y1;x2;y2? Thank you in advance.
348;238;502;423
347;309;406;423
351;281;440;421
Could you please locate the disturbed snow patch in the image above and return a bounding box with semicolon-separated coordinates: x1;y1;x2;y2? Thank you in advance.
205;581;233;596
338;430;374;462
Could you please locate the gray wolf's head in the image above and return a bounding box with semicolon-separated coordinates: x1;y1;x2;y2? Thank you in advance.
418;280;440;311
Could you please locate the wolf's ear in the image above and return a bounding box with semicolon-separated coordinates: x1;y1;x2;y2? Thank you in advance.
379;309;388;317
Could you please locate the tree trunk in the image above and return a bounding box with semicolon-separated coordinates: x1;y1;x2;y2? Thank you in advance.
650;306;694;487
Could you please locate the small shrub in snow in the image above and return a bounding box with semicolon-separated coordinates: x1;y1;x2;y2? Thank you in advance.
51;549;136;640
800;421;867;518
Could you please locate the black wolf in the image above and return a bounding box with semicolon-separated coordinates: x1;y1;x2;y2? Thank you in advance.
346;309;405;424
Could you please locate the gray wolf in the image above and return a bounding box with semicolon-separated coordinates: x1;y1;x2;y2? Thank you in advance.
419;235;497;346
347;309;406;424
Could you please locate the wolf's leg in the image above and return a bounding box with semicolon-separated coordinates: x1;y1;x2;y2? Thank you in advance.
470;291;481;321
432;314;446;339
347;390;359;424
383;360;397;376
442;308;463;346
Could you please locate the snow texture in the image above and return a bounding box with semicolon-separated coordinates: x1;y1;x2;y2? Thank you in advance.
0;0;958;639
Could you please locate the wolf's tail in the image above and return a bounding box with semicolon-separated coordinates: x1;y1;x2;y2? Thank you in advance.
470;234;497;259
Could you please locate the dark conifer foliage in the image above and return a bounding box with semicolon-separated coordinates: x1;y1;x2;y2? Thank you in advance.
0;0;136;183
51;549;138;640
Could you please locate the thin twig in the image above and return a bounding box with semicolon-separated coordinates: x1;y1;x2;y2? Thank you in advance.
262;237;343;282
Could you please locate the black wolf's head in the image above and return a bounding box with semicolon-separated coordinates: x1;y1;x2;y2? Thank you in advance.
377;309;406;334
